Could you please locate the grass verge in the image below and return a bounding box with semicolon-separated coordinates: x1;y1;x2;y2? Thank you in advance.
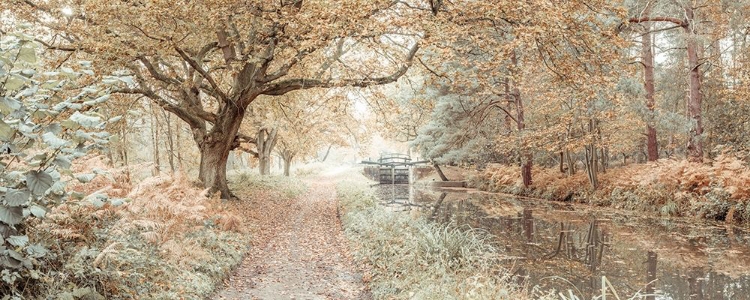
336;175;528;300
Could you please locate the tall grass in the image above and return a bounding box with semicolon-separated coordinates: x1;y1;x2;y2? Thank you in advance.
337;178;530;299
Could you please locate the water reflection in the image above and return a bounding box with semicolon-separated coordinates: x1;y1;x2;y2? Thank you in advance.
371;185;750;299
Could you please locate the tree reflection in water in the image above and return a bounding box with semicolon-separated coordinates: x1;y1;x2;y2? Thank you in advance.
371;185;750;299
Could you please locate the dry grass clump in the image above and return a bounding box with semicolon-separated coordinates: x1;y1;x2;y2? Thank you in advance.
470;153;750;223
25;170;255;299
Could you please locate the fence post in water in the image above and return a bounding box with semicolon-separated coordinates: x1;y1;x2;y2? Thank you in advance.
646;251;658;300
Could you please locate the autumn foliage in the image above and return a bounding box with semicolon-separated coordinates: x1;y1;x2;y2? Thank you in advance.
471;153;750;223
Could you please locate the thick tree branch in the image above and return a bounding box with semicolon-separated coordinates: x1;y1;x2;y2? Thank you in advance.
629;16;686;26
261;42;419;96
173;45;231;103
258;47;315;83
137;56;181;85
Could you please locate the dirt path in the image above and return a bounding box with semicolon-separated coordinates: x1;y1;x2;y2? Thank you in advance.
215;176;368;300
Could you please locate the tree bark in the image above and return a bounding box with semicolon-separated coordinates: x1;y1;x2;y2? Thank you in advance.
196;105;247;199
320;144;333;162
684;6;703;162
282;151;295;177
628;7;703;162
509;51;532;187
163;111;176;173
120;124;131;182
433;162;449;181
642;13;659;161
257;128;278;176
150;103;161;176
584;119;599;189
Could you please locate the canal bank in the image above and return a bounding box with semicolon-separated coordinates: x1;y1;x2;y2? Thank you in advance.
369;182;750;299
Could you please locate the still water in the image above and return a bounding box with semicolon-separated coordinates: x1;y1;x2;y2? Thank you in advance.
372;184;750;300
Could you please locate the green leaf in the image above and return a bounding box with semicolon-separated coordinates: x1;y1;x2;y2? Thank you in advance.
0;120;15;142
52;156;72;169
69;111;101;129
89;195;106;208
0;206;23;225
82;94;109;107
0;97;22;114
29;205;45;218
76;173;96;183
60;119;81;130
26;170;54;196
4;74;25;91
42;132;69;148
6;235;28;247
4;189;30;206
110;198;125;206
26;244;47;258
17;46;36;64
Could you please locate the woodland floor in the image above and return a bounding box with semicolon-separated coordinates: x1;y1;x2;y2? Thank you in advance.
215;173;369;300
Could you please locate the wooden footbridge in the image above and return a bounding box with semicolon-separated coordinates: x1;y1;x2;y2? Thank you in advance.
361;153;429;184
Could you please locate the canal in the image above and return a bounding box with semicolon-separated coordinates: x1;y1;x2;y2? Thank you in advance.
372;184;750;299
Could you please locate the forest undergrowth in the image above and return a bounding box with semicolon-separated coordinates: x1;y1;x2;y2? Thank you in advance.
470;154;750;224
336;172;550;300
4;156;302;299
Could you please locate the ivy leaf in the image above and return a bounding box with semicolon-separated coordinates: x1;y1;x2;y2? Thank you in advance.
26;170;54;196
0;206;23;225
4;189;30;206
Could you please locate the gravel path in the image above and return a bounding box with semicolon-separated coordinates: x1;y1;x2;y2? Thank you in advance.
215;177;368;300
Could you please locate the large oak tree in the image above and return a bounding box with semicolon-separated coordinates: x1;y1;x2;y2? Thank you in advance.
3;0;424;198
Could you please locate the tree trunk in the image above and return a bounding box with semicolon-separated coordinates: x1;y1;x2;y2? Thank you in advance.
196;106;247;199
320;144;333;162
684;6;703;162
163;111;176;173
150;104;161;176
120;124;131;182
257;128;278;175
282;151;294;177
642;16;659;161
584;119;599;189
175;121;183;170
565;149;575;176
510;51;532;187
433;162;449;181
199;140;232;198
